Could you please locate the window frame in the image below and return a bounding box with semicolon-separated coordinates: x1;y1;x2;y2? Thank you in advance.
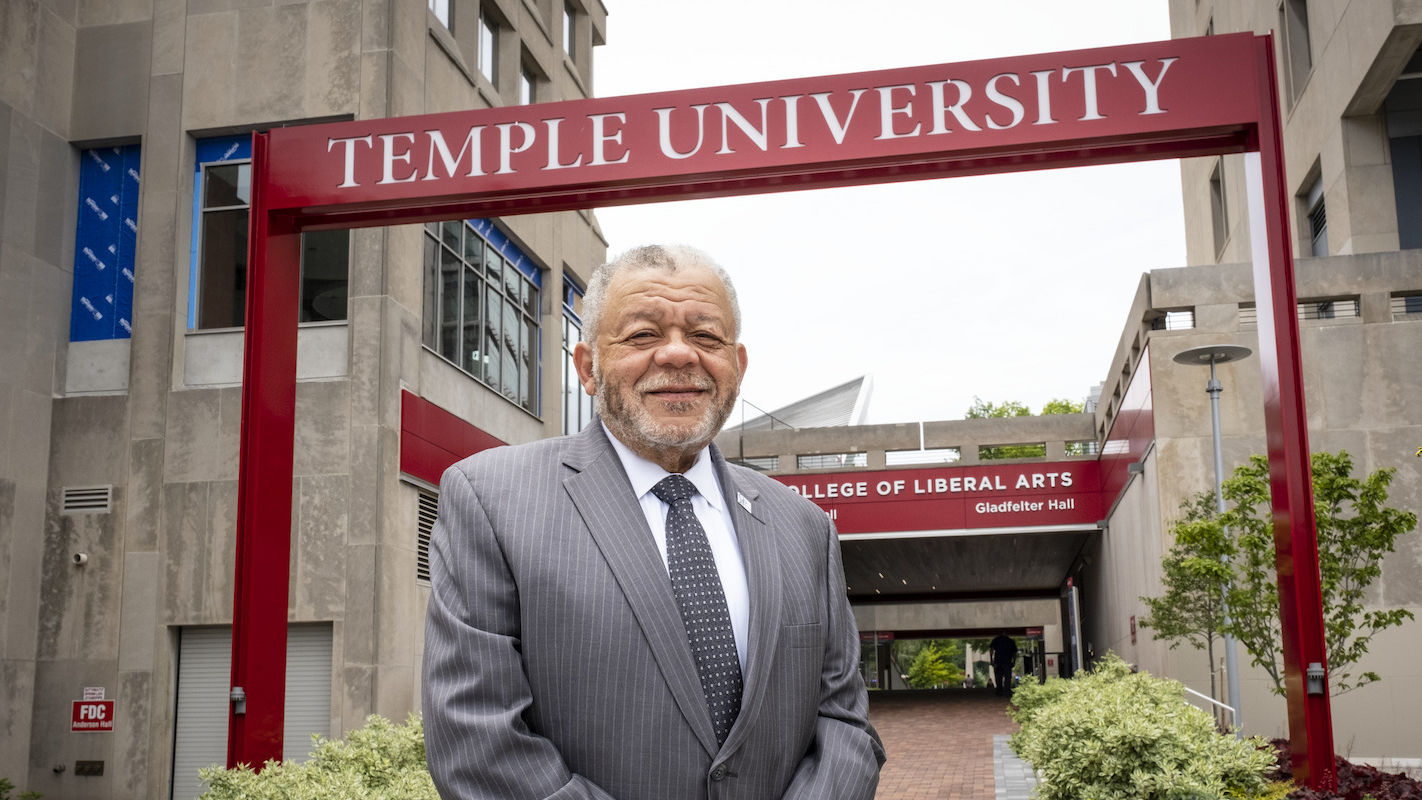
189;135;351;331
1279;0;1313;103
561;277;592;434
422;219;543;415
429;0;450;28
478;6;498;84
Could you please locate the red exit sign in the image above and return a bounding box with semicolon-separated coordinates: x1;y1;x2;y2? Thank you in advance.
72;700;115;732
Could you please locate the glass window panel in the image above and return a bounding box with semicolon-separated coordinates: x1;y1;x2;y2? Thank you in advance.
484;286;502;393
439;246;461;362
422;232;439;348
523;315;538;410
485;249;503;285
504;262;521;303
462;226;483;266
463;266;483;379
441;220;462;252
521;276;537;317
564;351;576;434
479;14;496;80
198;208;249;328
204;163;251;207
563;4;574;56
299;230;349;322
503;297;519;401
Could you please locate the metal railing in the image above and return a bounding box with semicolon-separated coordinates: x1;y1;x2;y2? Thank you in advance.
1182;685;1238;735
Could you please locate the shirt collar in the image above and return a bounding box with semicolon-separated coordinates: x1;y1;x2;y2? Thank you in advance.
602;422;725;511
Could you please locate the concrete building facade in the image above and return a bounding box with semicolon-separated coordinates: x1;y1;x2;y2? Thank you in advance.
0;1;608;797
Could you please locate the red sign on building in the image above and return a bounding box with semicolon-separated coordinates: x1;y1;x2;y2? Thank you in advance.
775;461;1103;536
72;700;115;733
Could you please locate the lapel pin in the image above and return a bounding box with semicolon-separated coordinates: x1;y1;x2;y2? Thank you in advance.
737;493;753;513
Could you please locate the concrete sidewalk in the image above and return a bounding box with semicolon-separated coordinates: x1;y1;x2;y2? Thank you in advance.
868;688;1038;800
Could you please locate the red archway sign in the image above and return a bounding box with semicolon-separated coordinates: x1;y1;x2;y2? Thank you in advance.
231;32;1336;788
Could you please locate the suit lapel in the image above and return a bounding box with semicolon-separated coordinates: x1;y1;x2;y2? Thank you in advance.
711;447;782;754
561;423;720;757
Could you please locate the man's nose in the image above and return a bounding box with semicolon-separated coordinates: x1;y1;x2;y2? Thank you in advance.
653;332;697;367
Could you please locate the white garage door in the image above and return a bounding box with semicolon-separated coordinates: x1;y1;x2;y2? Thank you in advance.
170;624;332;800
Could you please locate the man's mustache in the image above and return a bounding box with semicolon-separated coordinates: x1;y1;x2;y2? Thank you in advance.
637;371;714;393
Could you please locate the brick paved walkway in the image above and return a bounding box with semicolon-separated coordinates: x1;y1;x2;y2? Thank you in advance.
869;688;1021;800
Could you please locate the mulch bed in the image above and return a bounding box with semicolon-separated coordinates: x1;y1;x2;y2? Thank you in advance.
1270;740;1422;800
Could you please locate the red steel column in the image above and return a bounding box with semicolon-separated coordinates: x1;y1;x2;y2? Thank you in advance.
228;131;300;768
1248;35;1337;791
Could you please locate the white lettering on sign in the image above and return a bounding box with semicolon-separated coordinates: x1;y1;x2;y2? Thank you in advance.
323;57;1181;189
787;470;1076;499
72;700;115;732
975;498;1076;514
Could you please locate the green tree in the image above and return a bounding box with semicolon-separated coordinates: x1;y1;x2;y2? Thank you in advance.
906;643;963;688
1142;451;1416;697
1039;398;1085;416
1138;491;1231;703
965;397;1084;459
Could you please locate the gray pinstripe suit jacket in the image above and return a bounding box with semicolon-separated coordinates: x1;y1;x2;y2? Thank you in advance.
423;421;884;800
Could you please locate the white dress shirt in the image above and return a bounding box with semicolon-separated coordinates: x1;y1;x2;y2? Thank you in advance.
603;424;750;672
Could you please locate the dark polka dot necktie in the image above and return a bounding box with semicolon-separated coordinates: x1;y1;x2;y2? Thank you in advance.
651;474;742;746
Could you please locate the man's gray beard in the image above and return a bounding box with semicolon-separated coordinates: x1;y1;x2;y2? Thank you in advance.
594;364;737;455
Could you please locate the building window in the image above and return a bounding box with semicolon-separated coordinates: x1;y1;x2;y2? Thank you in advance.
1150;309;1196;330
1391;293;1422;319
188;135;348;330
1279;0;1312;102
886;448;961;466
519;60;536;105
429;0;449;28
71;145;141;342
478;7;497;83
1385;54;1422;248
563;2;575;59
797;453;868;470
422;219;541;413
1209;158;1229;260
1298;297;1358;321
1303;175;1328;257
562;278;593;434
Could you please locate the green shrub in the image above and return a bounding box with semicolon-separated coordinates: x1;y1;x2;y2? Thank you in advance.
197;714;437;800
0;777;41;800
1009;653;1278;800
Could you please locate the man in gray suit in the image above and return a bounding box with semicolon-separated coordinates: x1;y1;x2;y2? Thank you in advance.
423;245;884;799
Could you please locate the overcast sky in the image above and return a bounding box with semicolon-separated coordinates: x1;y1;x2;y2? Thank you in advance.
591;1;1186;425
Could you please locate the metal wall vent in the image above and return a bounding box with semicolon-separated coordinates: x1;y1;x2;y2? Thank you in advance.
417;490;438;584
62;486;113;514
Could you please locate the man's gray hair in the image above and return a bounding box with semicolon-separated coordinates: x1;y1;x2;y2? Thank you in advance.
579;244;741;345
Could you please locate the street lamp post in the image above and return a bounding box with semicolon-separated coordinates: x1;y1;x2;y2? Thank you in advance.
1173;343;1253;737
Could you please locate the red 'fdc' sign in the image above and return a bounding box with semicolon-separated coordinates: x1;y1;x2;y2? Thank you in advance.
775;461;1103;535
72;700;115;733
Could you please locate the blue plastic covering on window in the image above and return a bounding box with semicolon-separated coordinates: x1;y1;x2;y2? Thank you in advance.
467;218;542;285
70;145;141;341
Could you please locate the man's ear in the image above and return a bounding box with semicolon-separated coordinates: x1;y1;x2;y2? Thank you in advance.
735;343;748;387
573;341;597;396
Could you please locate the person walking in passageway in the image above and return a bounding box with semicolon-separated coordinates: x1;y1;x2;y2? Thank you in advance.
989;632;1018;697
